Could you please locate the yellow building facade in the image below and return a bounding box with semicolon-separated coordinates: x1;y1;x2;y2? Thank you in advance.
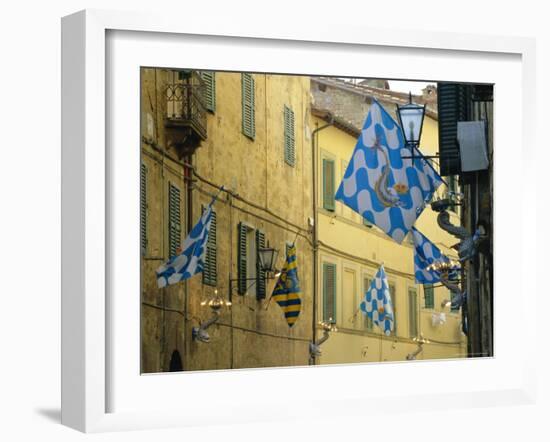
311;78;467;364
140;69;314;372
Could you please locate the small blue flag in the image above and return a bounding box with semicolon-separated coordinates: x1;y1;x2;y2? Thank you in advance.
335;100;444;244
360;264;394;335
412;227;460;284
156;195;217;288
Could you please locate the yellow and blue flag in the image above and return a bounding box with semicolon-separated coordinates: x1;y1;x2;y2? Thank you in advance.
271;244;301;327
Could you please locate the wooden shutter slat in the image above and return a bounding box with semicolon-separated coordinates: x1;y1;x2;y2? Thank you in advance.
242;74;255;139
140;163;148;254
255;230;266;299
323;263;336;323
237;223;248;295
202;207;217;286
323;159;335;211
168;183;181;258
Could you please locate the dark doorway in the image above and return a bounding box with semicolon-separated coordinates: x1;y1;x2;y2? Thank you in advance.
169;350;183;372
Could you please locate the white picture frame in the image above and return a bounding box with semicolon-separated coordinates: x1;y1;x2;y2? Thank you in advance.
61;9;537;433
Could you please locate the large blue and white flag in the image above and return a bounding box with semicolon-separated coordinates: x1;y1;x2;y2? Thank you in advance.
335;100;444;244
360;264;394;336
156;195;217;288
412;227;459;284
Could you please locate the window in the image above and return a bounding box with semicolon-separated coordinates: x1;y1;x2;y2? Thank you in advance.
284;105;296;166
202;206;217;287
201;71;216;112
408;288;418;338
389;284;397;336
424;284;435;309
140;163;148;254
323;263;337;323
237;223;262;298
241;73;255;139
168;183;181;258
322;158;335;211
363;276;374;331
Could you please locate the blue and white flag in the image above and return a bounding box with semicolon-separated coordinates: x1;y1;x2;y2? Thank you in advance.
360;264;394;336
156;195;217;288
412;227;459;284
335;100;444;244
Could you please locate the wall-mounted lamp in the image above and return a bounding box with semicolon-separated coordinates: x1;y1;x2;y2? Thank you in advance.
396;93;433;162
192;289;232;343
309;319;337;358
229;241;280;297
406;334;430;360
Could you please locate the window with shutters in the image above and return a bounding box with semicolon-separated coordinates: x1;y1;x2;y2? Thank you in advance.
322;158;335;211
389;283;397;336
408;288;418;338
284;105;295;166
437;83;470;176
241;73;255;139
424;284;434;309
323;262;337;323
363;276;374;331
255;230;266;299
168;183;181;258
202;206;217;287
201;71;216;112
140;163;148;255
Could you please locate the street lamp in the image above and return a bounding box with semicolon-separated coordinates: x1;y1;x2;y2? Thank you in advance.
396;92;427;161
257;242;279;274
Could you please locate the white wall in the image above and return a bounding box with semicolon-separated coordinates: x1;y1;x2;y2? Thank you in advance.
0;0;548;440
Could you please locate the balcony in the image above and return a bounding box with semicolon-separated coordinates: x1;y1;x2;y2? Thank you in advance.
165;70;207;157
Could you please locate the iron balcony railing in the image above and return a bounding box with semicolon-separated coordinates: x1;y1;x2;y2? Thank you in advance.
165;70;207;141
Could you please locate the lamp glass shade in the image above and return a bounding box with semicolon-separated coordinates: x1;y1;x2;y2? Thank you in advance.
397;102;425;145
258;247;278;273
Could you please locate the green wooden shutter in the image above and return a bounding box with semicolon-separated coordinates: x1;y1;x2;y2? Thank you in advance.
255;230;266;299
323;263;337;323
322;158;335;211
284;105;295;166
437;83;470;176
408;288;418;338
424;284;434;309
363;277;373;330
389;284;397;336
201;71;216;112
241;74;255;139
168;183;181;258
202;207;217;286
237;222;248;295
140;163;148;254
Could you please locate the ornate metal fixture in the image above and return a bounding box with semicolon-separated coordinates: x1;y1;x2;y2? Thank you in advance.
309;319;338;358
192;290;232;343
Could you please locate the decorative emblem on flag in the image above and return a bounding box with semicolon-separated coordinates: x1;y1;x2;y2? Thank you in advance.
412;227;460;284
271;244;301;327
156;195;217;288
360;264;394;335
335;99;444;244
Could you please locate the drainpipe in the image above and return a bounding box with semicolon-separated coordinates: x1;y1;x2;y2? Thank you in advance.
310;113;333;365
